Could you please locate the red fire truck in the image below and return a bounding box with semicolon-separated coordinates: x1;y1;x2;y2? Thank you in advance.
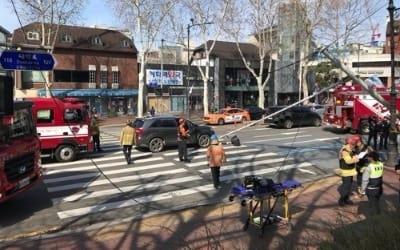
323;83;400;134
0;76;42;203
25;97;93;162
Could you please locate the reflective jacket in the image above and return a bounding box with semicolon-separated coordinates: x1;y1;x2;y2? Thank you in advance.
361;161;384;191
206;142;226;167
120;125;136;146
339;144;358;177
91;118;100;135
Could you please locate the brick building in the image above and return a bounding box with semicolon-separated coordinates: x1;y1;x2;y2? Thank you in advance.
11;22;138;115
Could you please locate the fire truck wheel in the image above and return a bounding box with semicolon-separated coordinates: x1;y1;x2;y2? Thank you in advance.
283;119;293;129
358;120;369;135
149;138;164;152
55;145;77;162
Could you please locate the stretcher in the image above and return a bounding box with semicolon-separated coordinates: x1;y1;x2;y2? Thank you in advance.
229;177;301;236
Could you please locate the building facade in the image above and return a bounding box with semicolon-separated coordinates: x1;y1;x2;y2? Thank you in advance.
10;22;138;116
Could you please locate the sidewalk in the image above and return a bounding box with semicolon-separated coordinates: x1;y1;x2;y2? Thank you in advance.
2;168;399;249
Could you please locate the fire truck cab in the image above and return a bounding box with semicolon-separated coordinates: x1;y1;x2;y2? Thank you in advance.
323;83;400;134
0;76;42;203
26;97;93;162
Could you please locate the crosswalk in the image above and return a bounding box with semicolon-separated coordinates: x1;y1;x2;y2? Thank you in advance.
42;131;327;222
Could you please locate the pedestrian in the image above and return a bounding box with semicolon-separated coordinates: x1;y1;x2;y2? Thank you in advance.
90;114;103;152
378;116;390;150
206;134;226;189
338;136;359;206
352;134;374;195
120;119;136;165
150;106;155;117
360;151;384;215
177;117;190;162
367;115;378;150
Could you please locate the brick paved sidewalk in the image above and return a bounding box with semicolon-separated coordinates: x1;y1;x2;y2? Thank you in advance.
2;168;399;249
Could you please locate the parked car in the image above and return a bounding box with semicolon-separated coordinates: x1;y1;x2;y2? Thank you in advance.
132;116;215;152
203;107;251;125
244;105;267;120
265;105;322;129
309;104;330;118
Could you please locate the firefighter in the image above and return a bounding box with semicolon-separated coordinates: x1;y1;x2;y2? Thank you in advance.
206;134;226;189
360;151;384;215
177;117;190;162
338;136;359;206
352;134;374;195
90;114;103;152
367;115;378;150
120;119;136;165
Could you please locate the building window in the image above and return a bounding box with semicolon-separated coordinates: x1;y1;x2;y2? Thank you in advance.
27;31;39;41
120;39;130;48
89;65;96;83
112;66;119;83
91;36;102;45
60;33;73;43
54;70;89;82
100;65;107;83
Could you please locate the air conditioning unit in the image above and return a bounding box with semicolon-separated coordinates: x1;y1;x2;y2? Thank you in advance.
100;83;108;89
88;82;96;89
112;83;119;89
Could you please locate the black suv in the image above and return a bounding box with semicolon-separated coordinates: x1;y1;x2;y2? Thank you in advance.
132;116;215;152
265;105;322;129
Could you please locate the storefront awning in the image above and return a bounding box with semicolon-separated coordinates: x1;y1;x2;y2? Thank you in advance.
37;89;138;97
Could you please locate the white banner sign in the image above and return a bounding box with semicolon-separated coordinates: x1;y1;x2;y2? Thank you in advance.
146;69;183;87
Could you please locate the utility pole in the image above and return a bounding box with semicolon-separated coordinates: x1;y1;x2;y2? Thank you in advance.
387;0;399;167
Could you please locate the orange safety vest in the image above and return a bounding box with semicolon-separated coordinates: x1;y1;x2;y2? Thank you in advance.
207;143;226;167
177;124;188;141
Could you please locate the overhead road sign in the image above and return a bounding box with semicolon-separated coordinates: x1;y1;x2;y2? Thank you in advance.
0;50;56;71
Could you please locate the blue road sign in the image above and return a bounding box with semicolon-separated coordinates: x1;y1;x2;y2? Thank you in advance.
0;50;56;71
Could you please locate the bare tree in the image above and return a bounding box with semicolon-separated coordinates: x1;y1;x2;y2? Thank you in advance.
224;0;286;108
173;0;229;116
11;0;87;96
108;0;178;117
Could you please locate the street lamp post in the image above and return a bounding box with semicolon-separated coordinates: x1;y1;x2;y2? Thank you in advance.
387;0;399;167
186;18;213;118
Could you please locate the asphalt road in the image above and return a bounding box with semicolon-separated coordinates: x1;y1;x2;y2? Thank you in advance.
0;123;348;241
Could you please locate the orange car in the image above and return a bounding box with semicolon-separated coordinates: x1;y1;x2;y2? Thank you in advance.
203;108;251;125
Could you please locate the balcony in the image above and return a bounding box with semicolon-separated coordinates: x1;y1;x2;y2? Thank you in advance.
112;83;119;89
100;83;108;89
88;82;96;89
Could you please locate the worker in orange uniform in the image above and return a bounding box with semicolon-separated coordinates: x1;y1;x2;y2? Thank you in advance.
206;134;226;189
352;134;374;195
338;136;359;206
120;120;136;165
177;117;190;162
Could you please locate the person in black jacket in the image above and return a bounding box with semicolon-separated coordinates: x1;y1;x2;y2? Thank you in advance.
378;116;390;150
367;115;378;150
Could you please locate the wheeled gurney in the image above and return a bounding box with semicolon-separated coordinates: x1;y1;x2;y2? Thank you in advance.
229;176;301;235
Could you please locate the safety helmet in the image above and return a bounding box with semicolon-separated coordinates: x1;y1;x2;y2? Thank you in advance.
352;134;362;144
345;136;356;145
210;134;218;141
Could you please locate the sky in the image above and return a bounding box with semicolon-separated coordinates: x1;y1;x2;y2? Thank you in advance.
0;0;117;31
0;0;398;45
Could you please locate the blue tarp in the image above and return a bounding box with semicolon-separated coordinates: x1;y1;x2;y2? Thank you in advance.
37;89;138;97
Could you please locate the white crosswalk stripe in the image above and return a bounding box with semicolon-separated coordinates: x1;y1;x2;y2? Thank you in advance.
42;132;321;220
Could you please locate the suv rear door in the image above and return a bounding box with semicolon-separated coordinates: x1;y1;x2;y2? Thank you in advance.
152;118;178;146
